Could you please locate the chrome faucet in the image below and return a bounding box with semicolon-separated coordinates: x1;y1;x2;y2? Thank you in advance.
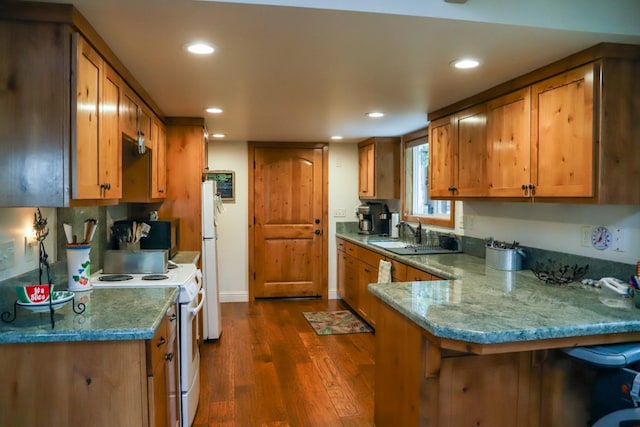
396;220;422;244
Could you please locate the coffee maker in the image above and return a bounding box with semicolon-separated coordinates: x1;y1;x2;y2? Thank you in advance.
357;202;383;234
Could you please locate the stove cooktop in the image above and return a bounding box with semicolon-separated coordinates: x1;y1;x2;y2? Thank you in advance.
91;264;197;287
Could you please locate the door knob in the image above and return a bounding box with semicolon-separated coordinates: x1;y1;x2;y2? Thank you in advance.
314;229;321;235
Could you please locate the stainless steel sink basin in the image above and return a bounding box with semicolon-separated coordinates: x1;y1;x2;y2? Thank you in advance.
369;240;461;255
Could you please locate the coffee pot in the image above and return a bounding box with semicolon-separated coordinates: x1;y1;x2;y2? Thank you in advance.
357;202;383;234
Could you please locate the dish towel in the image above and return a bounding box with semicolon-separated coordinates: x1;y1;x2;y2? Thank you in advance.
378;260;392;283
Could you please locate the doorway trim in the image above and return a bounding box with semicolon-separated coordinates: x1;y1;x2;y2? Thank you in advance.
248;142;329;301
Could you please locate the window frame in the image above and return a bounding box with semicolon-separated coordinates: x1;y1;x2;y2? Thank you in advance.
401;127;455;228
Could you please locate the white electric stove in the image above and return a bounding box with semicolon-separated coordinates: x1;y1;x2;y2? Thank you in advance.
91;263;204;427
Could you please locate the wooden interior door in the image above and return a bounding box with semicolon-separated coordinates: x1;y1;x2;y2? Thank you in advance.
251;144;327;298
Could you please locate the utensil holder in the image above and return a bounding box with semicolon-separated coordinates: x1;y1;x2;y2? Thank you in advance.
486;246;524;271
66;244;92;291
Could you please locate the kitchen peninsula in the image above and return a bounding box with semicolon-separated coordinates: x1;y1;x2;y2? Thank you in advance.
0;286;179;427
337;232;640;427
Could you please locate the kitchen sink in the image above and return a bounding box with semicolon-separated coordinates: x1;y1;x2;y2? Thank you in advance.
369;240;461;255
369;241;409;249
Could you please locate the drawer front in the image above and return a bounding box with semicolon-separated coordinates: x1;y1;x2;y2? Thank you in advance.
336;238;346;252
344;241;358;257
388;258;407;282
358;246;384;268
148;314;169;374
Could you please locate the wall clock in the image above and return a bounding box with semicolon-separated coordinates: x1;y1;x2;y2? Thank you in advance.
591;226;612;250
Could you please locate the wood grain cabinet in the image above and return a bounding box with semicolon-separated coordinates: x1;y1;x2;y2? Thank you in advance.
0;20;125;206
358;137;401;199
121;86;153;151
336;238;441;328
429;44;640;204
429;105;487;198
73;34;122;200
0;304;179;427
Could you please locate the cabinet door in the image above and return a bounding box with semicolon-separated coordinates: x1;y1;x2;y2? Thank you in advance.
357;260;378;326
428;115;456;197
100;64;122;199
121;88;139;141
139;105;153;150
406;266;434;281
151;117;167;198
344;255;359;309
487;88;531;197
358;143;375;198
73;35;102;199
337;250;347;299
455;104;487;197
532;64;595;197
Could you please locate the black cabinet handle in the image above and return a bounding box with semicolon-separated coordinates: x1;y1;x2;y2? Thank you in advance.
165;352;174;362
156;336;166;347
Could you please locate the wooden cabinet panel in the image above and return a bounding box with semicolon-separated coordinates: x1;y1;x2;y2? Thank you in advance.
358;143;375;197
151;117;167;198
428;116;455;198
406;265;434;281
73;34;121;201
357;259;378;326
337;249;347;299
455;104;487;197
388;258;407;282
532;63;595;198
487;88;531;197
358;137;400;199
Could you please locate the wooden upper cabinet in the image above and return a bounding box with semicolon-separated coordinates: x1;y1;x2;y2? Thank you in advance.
358;143;375;197
454;104;487;197
73;34;121;200
358;137;400;199
487;87;532;197
531;64;595;198
428;105;487;198
121;86;152;149
150;117;167;198
428;44;640;204
428;116;455;198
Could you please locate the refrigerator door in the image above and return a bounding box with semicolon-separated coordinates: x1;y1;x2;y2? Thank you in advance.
202;236;221;339
202;180;217;239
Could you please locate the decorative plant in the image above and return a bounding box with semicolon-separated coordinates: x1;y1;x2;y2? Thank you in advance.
33;208;51;286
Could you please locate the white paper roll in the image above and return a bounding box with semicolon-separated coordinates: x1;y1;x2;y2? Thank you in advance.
390;213;400;238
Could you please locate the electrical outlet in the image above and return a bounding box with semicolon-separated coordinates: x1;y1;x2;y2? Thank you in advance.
612;228;627;252
0;240;16;271
580;226;592;247
334;208;347;218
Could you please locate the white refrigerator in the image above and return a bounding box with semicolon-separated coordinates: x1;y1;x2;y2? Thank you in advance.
202;180;222;340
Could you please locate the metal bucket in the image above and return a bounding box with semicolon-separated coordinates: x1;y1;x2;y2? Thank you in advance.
486;246;525;271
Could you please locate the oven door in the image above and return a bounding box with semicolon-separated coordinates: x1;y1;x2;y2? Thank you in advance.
180;285;205;427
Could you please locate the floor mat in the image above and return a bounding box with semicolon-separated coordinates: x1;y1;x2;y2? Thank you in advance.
302;310;373;335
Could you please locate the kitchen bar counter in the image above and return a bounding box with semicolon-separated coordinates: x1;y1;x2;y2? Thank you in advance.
0;286;178;344
338;231;640;349
337;232;640;426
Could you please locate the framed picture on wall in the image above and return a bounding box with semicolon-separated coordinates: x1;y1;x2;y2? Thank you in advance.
205;170;235;202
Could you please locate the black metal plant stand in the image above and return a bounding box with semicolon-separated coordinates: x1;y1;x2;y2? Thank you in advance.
1;241;85;328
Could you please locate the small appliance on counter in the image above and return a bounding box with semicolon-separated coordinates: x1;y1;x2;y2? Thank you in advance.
112;218;179;258
378;204;392;236
357;202;383;234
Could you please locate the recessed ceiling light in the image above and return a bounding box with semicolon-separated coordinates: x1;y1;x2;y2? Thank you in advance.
366;112;384;118
211;133;225;138
185;42;215;55
331;135;343;140
206;107;223;114
451;58;480;69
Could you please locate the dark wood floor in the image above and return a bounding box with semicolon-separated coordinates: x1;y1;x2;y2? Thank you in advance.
193;298;375;427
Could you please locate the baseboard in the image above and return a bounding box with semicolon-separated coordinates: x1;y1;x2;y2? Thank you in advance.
220;291;249;303
220;290;340;303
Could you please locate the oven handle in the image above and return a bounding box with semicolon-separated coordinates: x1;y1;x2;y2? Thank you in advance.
188;288;206;315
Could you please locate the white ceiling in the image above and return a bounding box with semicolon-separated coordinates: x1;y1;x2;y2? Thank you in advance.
29;0;640;142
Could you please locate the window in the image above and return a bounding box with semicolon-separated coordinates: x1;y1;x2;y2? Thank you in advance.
402;127;454;227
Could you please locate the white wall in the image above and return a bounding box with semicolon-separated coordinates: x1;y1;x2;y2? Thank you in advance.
461;202;640;264
207;141;360;301
0;208;57;282
207;141;249;302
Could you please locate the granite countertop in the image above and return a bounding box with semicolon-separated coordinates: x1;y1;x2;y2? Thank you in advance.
337;231;640;345
0;286;178;344
172;251;200;265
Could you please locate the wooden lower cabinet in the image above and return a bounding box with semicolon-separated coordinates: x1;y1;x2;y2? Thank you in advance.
374;300;590;427
0;305;178;427
336;238;441;328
